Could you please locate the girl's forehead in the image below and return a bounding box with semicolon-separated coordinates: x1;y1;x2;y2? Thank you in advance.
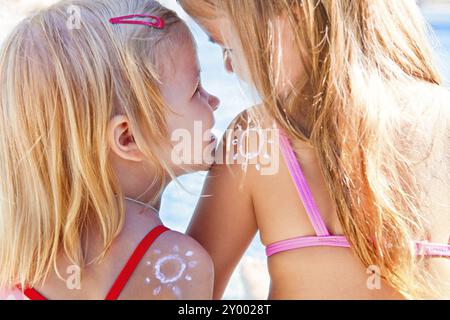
160;36;199;90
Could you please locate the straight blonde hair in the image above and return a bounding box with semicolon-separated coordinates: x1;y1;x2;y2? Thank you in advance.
0;0;188;289
180;0;449;299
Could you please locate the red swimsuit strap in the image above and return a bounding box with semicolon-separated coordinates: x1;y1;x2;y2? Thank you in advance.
16;285;47;300
105;225;170;300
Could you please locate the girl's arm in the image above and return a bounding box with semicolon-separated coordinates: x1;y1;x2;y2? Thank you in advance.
187;117;258;299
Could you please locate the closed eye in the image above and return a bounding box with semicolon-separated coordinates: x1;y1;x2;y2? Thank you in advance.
209;37;233;52
193;81;203;97
195;83;201;94
192;69;203;97
208;36;218;45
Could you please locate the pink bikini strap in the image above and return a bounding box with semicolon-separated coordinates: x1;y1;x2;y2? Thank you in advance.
415;241;450;257
279;131;330;237
266;235;350;257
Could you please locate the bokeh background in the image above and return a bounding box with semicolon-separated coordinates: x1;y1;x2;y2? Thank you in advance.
0;0;449;299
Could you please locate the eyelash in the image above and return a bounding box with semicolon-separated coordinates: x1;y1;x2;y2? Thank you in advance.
209;38;233;52
194;82;202;96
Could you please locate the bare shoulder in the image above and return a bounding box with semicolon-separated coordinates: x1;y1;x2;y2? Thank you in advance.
120;229;214;300
227;104;273;131
216;104;281;179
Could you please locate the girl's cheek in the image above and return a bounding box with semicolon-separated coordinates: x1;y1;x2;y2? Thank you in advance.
198;88;209;101
193;102;214;129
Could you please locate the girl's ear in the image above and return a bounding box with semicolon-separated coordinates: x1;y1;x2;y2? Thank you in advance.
107;115;145;162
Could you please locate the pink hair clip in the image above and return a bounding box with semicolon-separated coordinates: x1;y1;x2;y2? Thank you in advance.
109;14;165;29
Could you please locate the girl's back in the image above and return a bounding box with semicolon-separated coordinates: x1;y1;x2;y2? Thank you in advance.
254;83;450;299
189;83;449;299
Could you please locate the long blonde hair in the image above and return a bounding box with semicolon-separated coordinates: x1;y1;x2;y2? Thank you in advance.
180;0;449;298
0;0;187;289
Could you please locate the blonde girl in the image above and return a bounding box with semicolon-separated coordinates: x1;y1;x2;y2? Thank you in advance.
0;0;220;300
179;0;450;299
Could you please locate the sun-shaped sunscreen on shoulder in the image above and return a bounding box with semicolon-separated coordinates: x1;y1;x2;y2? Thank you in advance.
145;246;198;299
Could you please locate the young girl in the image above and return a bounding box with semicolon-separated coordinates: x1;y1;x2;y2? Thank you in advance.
0;0;219;300
179;0;450;299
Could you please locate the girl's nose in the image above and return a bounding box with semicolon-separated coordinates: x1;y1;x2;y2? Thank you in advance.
208;93;220;111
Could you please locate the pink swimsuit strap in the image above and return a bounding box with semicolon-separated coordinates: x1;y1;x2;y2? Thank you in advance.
265;129;450;259
266;235;450;258
266;235;350;257
277;131;330;237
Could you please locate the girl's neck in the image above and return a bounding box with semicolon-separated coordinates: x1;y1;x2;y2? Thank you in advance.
81;193;163;263
124;196;160;215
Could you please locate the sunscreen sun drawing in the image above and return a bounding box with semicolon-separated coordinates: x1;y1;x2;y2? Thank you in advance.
145;246;197;299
